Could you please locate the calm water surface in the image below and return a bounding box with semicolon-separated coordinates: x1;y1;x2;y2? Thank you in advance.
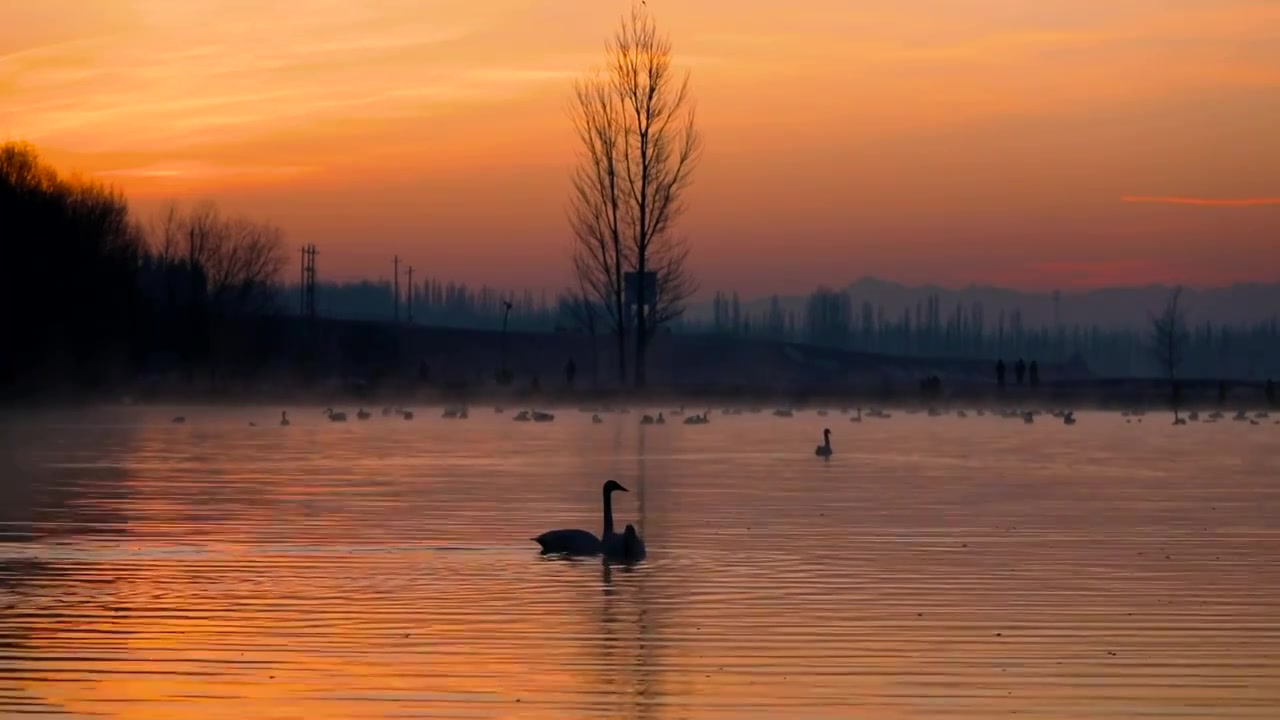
1;406;1277;719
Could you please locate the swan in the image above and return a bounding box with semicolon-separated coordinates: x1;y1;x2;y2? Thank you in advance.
656;412;665;425
325;408;347;422
591;414;603;424
773;409;794;417
401;410;415;420
533;480;632;556
280;411;290;426
513;410;531;422
620;524;647;561
248;421;257;427
532;410;555;422
1063;411;1076;426
850;407;862;423
357;408;371;420
641;414;655;425
172;416;186;424
815;428;833;457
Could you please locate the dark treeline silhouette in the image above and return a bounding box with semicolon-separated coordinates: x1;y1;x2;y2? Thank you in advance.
1;142;286;397
697;286;1280;380
277;280;558;331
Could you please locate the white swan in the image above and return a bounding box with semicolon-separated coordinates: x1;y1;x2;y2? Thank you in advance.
534;480;639;557
815;428;833;457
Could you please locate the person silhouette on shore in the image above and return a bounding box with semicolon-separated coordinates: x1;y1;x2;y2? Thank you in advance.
996;359;1006;389
565;357;577;388
1029;360;1039;390
1015;358;1026;386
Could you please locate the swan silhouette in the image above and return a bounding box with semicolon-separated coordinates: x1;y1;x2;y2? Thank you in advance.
325;408;347;422
280;411;290;426
815;428;833;457
620;523;647;561
591;414;603;424
357;408;371;420
534;480;636;556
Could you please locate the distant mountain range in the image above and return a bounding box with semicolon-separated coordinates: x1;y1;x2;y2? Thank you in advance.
689;278;1280;330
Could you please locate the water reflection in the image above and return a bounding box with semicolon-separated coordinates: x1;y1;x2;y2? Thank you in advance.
0;407;1276;719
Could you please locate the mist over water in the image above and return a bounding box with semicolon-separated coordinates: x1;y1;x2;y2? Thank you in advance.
1;407;1277;719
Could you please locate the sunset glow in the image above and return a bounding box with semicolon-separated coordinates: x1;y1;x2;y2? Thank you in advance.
4;0;1278;292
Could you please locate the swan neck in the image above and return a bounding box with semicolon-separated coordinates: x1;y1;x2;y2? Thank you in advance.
603;487;615;537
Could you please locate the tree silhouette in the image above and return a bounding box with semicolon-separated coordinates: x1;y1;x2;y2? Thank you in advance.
569;3;700;388
1;141;145;391
1151;286;1190;422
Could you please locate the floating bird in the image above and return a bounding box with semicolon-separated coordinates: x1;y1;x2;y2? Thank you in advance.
325;408;347;422
172;416;186;424
815;428;833;457
357;408;371;420
280;411;290;426
534;480;637;557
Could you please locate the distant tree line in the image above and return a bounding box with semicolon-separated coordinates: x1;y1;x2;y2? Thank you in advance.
695;286;1280;380
0;141;286;396
277;280;558;332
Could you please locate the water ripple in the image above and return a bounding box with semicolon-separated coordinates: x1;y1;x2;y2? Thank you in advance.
0;407;1277;719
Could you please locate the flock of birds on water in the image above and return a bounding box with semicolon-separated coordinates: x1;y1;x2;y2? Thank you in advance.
166;402;1274;564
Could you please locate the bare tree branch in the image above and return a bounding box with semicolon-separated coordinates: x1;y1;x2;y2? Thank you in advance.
568;3;701;388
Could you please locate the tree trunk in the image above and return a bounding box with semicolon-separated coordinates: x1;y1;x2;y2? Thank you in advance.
635;257;647;389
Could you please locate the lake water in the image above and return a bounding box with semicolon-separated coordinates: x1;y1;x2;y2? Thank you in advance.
1;406;1277;719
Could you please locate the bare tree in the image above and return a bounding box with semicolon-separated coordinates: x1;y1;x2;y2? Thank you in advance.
569;3;701;388
570;64;629;385
1151;285;1190;422
148;201;287;384
151;201;287;316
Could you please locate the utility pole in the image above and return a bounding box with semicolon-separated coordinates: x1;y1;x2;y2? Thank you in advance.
407;265;414;323
393;255;400;323
299;244;317;318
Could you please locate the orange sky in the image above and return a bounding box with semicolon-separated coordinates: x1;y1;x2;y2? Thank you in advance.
4;0;1279;294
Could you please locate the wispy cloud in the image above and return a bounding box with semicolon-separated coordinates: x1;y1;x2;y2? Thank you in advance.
1122;196;1280;207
